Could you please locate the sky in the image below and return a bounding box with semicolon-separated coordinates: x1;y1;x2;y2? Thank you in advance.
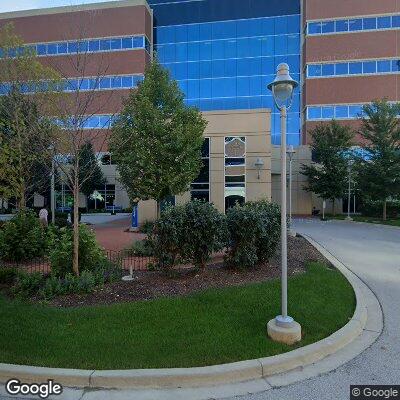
0;0;118;13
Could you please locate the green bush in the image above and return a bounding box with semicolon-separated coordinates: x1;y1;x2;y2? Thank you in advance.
128;239;154;256
359;199;400;218
0;267;17;285
12;272;44;298
180;200;227;269
225;200;280;269
48;224;107;277
149;200;227;270
149;205;186;270
0;211;48;262
139;220;155;234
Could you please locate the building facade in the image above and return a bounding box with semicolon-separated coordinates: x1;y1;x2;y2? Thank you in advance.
1;0;398;220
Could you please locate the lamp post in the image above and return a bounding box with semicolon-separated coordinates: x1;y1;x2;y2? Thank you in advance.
286;145;296;235
346;159;354;221
267;63;301;345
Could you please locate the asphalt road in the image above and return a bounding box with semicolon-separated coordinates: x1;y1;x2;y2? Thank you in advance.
230;219;400;400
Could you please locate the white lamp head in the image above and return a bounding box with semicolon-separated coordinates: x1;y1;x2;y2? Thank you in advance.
267;63;298;110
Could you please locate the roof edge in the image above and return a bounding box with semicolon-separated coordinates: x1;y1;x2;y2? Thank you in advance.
0;0;150;20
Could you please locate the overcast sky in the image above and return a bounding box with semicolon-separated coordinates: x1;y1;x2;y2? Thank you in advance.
0;0;118;13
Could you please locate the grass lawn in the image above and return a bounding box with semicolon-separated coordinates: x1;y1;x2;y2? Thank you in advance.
327;214;400;227
0;262;355;370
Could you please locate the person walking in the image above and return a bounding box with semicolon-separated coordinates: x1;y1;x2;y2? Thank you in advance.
39;207;49;228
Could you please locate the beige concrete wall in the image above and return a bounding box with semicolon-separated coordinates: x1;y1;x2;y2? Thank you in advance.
271;145;313;215
135;109;272;222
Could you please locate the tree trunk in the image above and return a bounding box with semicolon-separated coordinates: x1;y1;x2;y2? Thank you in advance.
156;201;161;219
72;173;80;277
383;200;387;221
332;199;335;216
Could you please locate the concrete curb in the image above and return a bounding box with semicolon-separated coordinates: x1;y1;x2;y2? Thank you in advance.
322;218;400;230
0;237;382;391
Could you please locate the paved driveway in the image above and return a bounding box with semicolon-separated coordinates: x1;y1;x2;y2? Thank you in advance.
231;219;400;400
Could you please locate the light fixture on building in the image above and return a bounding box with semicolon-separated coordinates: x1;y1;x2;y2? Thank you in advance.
254;158;264;179
267;63;301;345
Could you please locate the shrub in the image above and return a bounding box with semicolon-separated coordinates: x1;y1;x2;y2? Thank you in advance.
12;272;44;298
359;199;400;218
139;220;155;234
128;239;154;256
149;200;227;270
0;267;17;285
180;200;227;269
49;224;107;277
149;204;186;270
0;211;47;262
225;200;280;269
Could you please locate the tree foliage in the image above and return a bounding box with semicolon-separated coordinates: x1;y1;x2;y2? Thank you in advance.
110;59;207;211
77;141;105;198
0;89;55;207
301;121;354;214
356;99;400;219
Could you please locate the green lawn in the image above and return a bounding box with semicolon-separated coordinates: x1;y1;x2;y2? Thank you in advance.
0;262;355;370
328;214;400;227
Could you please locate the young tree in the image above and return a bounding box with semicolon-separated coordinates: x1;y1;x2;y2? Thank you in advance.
356;99;400;220
301;121;354;215
78;141;105;211
110;59;207;216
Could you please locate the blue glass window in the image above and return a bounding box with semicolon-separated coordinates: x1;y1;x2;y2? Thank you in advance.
121;37;132;49
200;61;212;78
262;17;275;35
335;106;348;118
308;22;321;35
57;43;67;54
363;61;376;73
348;19;362;31
349;105;363;118
175;25;188;43
36;44;47;55
349;62;362;75
322;106;334;119
392;15;400;28
335;63;348;75
47;43;57;55
188;42;199;61
377;16;391;29
392;60;400;72
321;63;334;76
199;42;212;60
67;42;78;53
110;38;121;50
176;43;188;62
363;17;377;30
100;39;111;51
132;37;144;48
321;21;335;33
308;107;321;120
308;64;322;77
377;60;391;73
335;20;348;32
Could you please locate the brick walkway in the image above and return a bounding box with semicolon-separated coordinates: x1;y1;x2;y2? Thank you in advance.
91;217;146;251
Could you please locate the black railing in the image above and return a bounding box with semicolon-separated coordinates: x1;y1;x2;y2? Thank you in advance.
0;251;154;275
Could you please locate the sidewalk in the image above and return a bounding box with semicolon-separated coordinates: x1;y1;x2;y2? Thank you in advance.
91;217;145;251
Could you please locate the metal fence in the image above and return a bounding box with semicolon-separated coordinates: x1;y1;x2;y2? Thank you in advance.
0;251;154;275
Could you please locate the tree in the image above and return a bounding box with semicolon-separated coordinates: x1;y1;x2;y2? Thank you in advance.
0;89;54;208
356;99;400;220
77;142;105;211
0;24;60;209
110;59;207;217
301;121;354;215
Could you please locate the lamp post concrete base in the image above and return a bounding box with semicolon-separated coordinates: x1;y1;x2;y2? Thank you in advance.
122;275;135;282
267;318;302;345
345;216;353;221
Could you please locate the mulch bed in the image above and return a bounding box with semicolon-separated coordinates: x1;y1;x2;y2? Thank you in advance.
48;235;328;308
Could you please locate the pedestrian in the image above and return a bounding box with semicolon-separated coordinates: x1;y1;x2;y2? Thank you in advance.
39;206;49;228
